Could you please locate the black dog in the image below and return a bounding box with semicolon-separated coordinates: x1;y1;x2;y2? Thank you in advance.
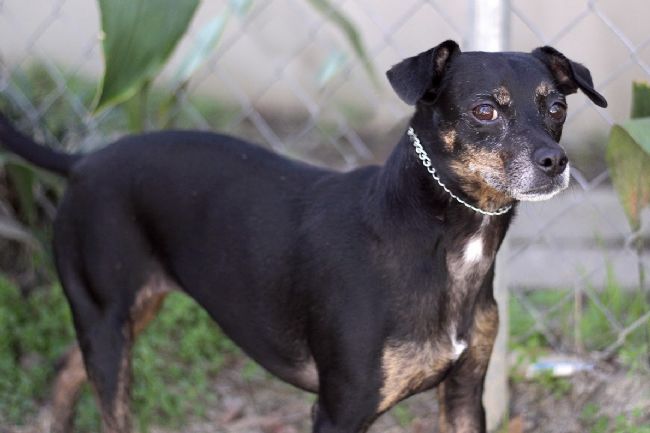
0;40;606;433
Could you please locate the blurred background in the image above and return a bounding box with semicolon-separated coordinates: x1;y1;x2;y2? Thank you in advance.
0;1;648;432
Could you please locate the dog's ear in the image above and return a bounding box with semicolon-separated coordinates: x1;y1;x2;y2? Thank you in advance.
386;40;460;105
532;46;608;108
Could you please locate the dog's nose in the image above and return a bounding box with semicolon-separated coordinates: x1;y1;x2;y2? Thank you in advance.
533;146;568;176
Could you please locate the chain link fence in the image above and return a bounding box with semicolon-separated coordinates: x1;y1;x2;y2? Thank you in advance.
0;0;649;432
507;0;650;358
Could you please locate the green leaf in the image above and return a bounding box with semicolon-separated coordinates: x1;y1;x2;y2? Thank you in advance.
95;0;200;112
606;125;650;231
622;117;650;155
631;81;650;119
305;0;378;86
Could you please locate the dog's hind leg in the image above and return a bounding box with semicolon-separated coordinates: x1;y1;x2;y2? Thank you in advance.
46;345;87;433
52;215;171;432
85;312;135;433
93;288;168;433
49;278;169;433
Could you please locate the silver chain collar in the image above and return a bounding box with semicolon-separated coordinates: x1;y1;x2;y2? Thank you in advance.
407;127;512;217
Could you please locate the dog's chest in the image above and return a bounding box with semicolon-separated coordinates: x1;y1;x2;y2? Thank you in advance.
445;217;499;317
377;217;501;413
446;217;497;281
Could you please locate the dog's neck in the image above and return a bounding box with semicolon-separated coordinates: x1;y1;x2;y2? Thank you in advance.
372;132;515;234
367;129;515;338
367;128;515;259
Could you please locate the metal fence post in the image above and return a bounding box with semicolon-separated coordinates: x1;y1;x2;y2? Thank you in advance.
468;0;510;431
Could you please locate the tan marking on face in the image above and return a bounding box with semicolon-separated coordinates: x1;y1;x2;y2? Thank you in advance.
494;86;511;106
536;81;553;98
378;341;456;412
450;147;512;210
440;129;457;152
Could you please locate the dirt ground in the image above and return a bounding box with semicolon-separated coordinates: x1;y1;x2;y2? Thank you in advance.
152;359;650;433
5;357;649;433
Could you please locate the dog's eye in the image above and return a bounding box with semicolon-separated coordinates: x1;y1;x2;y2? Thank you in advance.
549;103;567;121
472;104;498;122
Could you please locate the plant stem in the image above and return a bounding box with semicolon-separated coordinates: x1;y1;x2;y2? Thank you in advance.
635;234;650;367
127;80;151;132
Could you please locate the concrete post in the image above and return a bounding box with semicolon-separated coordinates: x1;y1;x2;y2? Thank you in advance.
468;1;510;431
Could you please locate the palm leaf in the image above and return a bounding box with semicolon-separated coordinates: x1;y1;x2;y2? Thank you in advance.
95;0;200;111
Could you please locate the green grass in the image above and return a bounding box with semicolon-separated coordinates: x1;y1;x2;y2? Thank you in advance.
0;277;238;431
580;403;650;433
509;268;650;432
0;277;74;422
392;402;415;427
510;265;650;361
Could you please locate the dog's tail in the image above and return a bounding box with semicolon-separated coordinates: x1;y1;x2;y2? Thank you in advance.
0;113;81;177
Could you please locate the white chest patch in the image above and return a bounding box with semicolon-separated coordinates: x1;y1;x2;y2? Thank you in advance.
463;236;484;263
451;334;468;360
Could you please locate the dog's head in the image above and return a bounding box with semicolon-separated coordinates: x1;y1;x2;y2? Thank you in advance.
387;40;607;210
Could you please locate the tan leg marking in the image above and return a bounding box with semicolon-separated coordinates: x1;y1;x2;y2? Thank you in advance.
105;341;133;433
46;346;87;433
378;340;457;412
107;278;171;431
468;303;499;374
102;273;175;433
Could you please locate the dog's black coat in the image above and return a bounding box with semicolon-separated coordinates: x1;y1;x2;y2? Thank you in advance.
0;40;606;433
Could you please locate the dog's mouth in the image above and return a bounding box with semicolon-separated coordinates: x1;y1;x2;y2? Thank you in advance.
510;163;571;202
459;154;571;206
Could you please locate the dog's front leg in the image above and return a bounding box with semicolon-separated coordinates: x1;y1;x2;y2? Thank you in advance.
310;357;382;433
437;301;499;433
311;381;378;433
